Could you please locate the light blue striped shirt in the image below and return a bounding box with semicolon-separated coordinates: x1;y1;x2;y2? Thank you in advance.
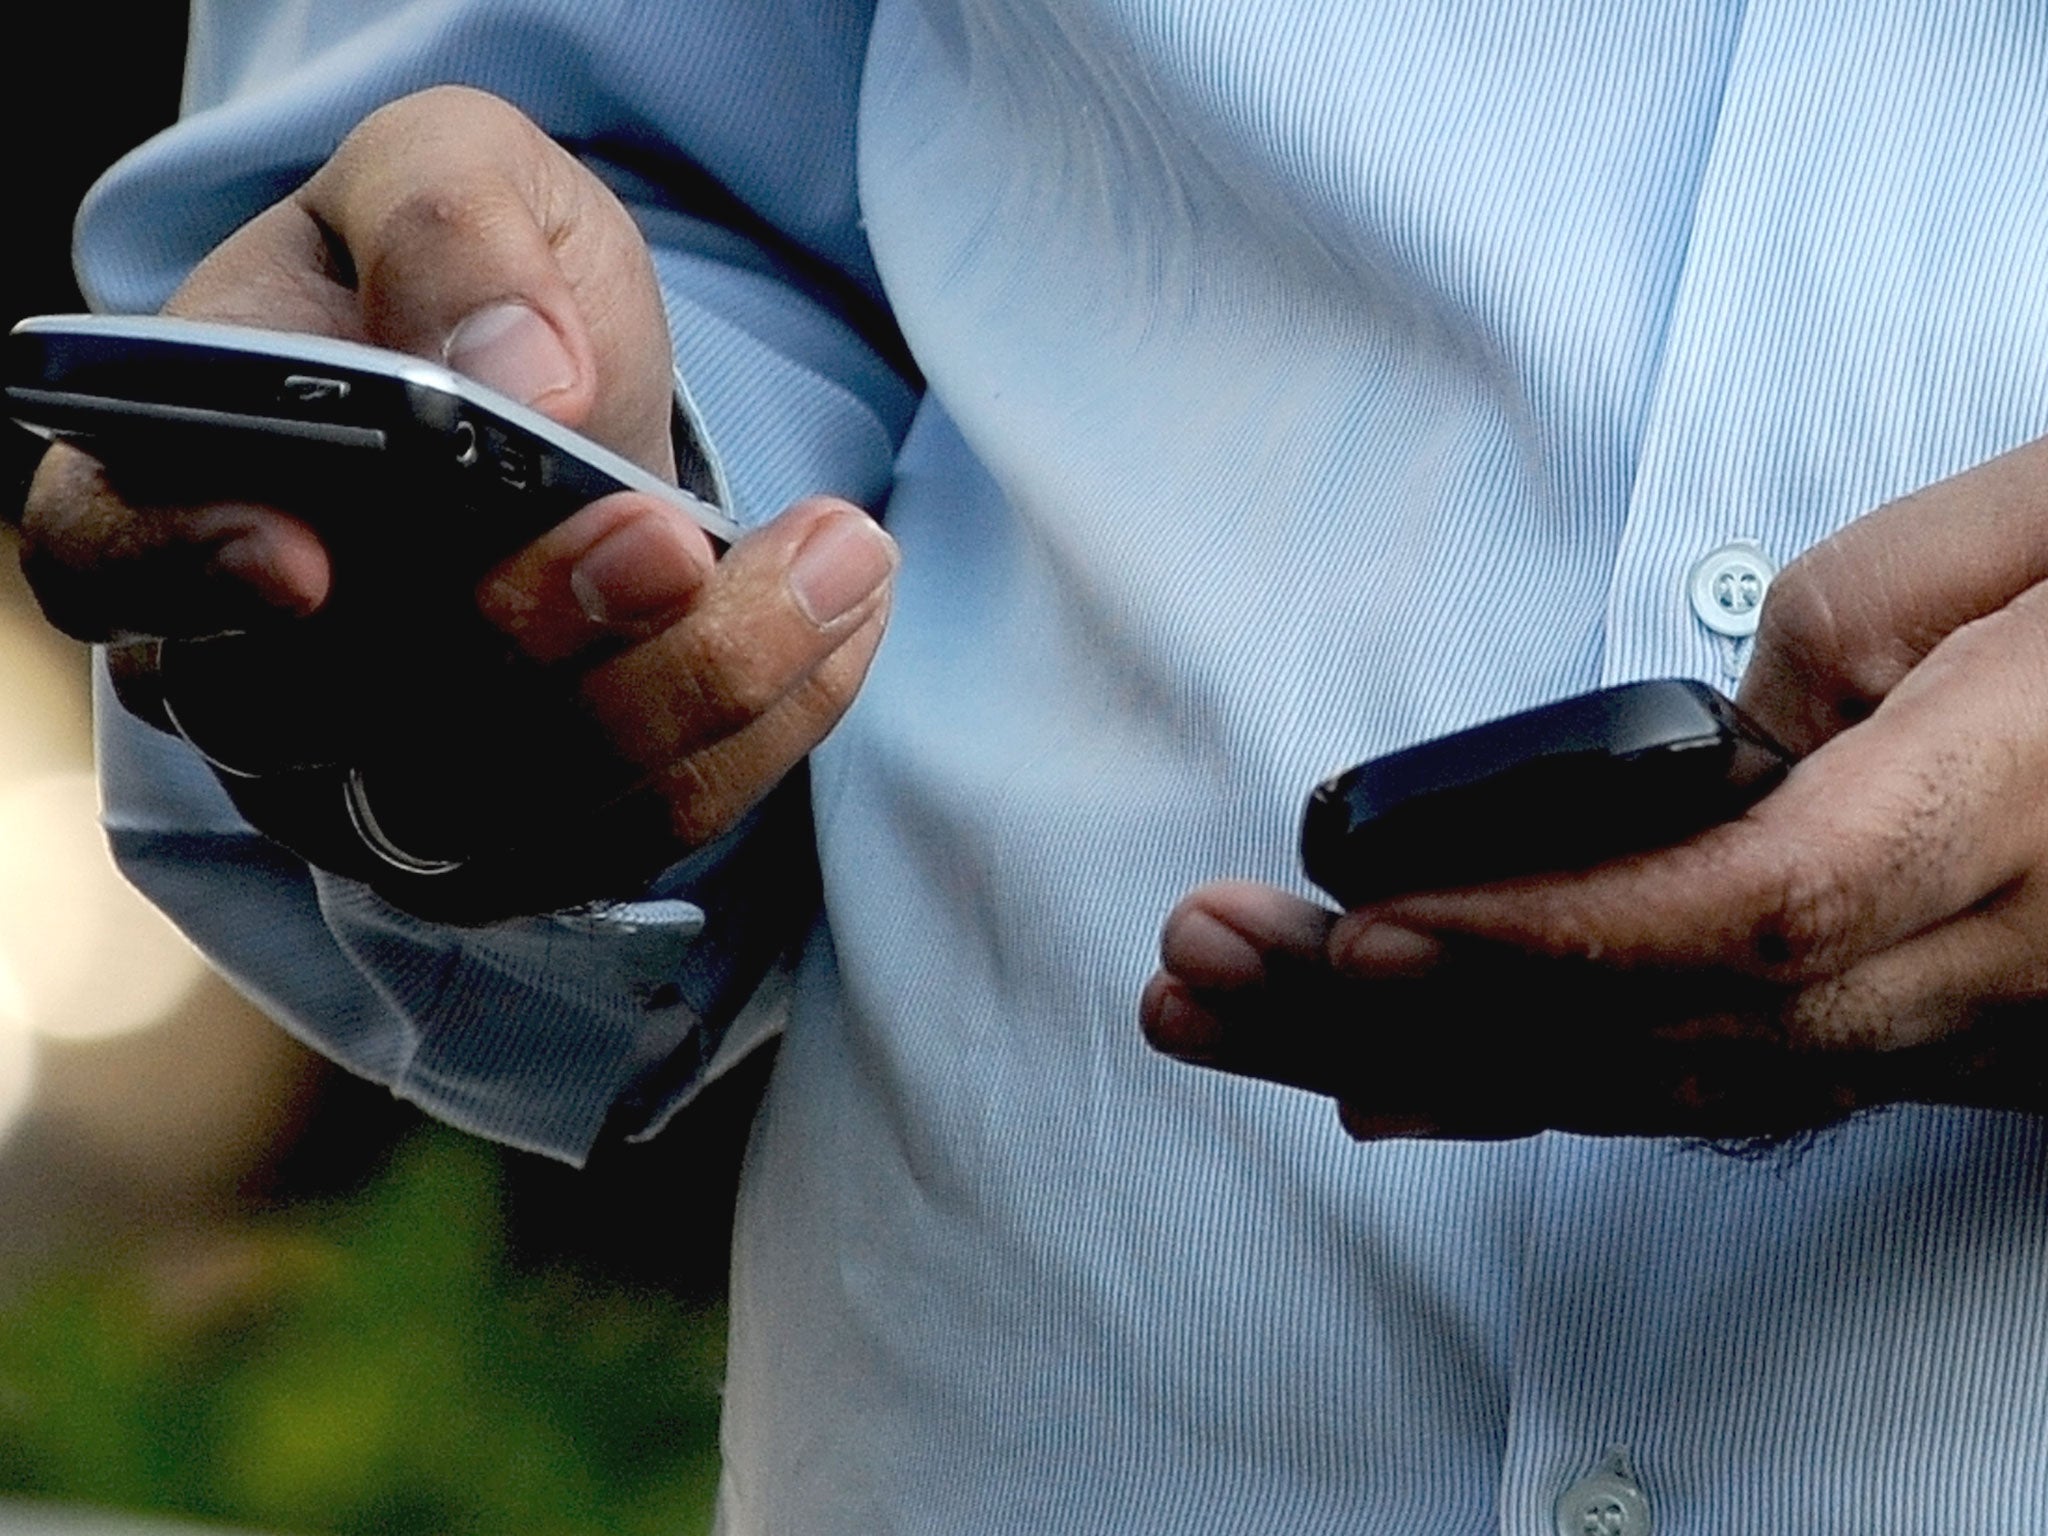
81;2;2048;1530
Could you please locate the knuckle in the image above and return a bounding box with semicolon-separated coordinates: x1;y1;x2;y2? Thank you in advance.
585;597;882;790
21;444;100;539
1746;852;1859;979
390;82;514;123
583;617;783;769
1526;895;1604;964
1782;971;1954;1054
1753;552;1831;653
1757;546;1911;709
317;89;548;268
686;611;787;727
1747;751;1986;981
16;455;119;639
361;182;506;270
1777;975;1866;1050
656;752;746;849
785;640;872;729
1755;557;1857;692
342;85;530;165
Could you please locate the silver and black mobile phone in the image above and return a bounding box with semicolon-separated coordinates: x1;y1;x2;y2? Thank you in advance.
7;314;750;910
1301;679;1792;909
5;312;740;564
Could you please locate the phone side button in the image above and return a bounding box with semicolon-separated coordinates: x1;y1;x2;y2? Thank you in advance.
282;374;353;406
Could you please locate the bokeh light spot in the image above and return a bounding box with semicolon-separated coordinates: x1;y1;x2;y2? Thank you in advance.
0;769;206;1041
0;1011;35;1149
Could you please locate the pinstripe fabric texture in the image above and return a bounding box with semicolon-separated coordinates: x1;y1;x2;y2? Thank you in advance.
78;2;2048;1531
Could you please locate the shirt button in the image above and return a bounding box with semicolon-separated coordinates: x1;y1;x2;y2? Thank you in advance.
1687;541;1774;638
1554;1448;1653;1536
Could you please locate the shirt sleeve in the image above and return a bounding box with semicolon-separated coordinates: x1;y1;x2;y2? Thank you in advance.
75;0;920;1164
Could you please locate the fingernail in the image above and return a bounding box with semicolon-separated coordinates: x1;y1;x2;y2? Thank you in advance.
204;524;327;616
1163;910;1266;989
444;301;577;404
788;512;897;625
207;531;288;595
569;513;708;625
1335;922;1444;978
1143;989;1223;1060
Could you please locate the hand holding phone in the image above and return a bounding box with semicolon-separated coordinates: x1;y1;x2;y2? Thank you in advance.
7;311;746;887
1152;439;2048;1142
7;87;898;921
1145;680;1802;1127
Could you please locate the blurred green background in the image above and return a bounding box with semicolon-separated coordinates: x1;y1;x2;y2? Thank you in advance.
1;10;745;1532
0;1129;731;1535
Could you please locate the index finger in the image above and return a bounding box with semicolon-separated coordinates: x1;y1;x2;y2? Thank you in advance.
17;443;330;641
1368;580;2048;984
14;188;363;642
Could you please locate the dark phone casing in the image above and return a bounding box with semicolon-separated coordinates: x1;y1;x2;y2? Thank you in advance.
1300;679;1790;909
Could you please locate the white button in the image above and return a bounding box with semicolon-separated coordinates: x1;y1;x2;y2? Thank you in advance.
1555;1449;1653;1536
1687;541;1774;638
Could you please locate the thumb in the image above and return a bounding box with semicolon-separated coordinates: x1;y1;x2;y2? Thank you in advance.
292;87;675;474
1739;434;2048;755
441;300;583;412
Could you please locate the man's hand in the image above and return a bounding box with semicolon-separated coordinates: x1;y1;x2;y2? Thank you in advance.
1143;436;2048;1140
17;87;896;913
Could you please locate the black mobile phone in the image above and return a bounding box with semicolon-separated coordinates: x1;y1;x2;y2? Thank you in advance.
1300;679;1791;909
4;312;741;567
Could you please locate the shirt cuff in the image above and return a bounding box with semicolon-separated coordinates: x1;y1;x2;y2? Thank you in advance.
96;657;805;1164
